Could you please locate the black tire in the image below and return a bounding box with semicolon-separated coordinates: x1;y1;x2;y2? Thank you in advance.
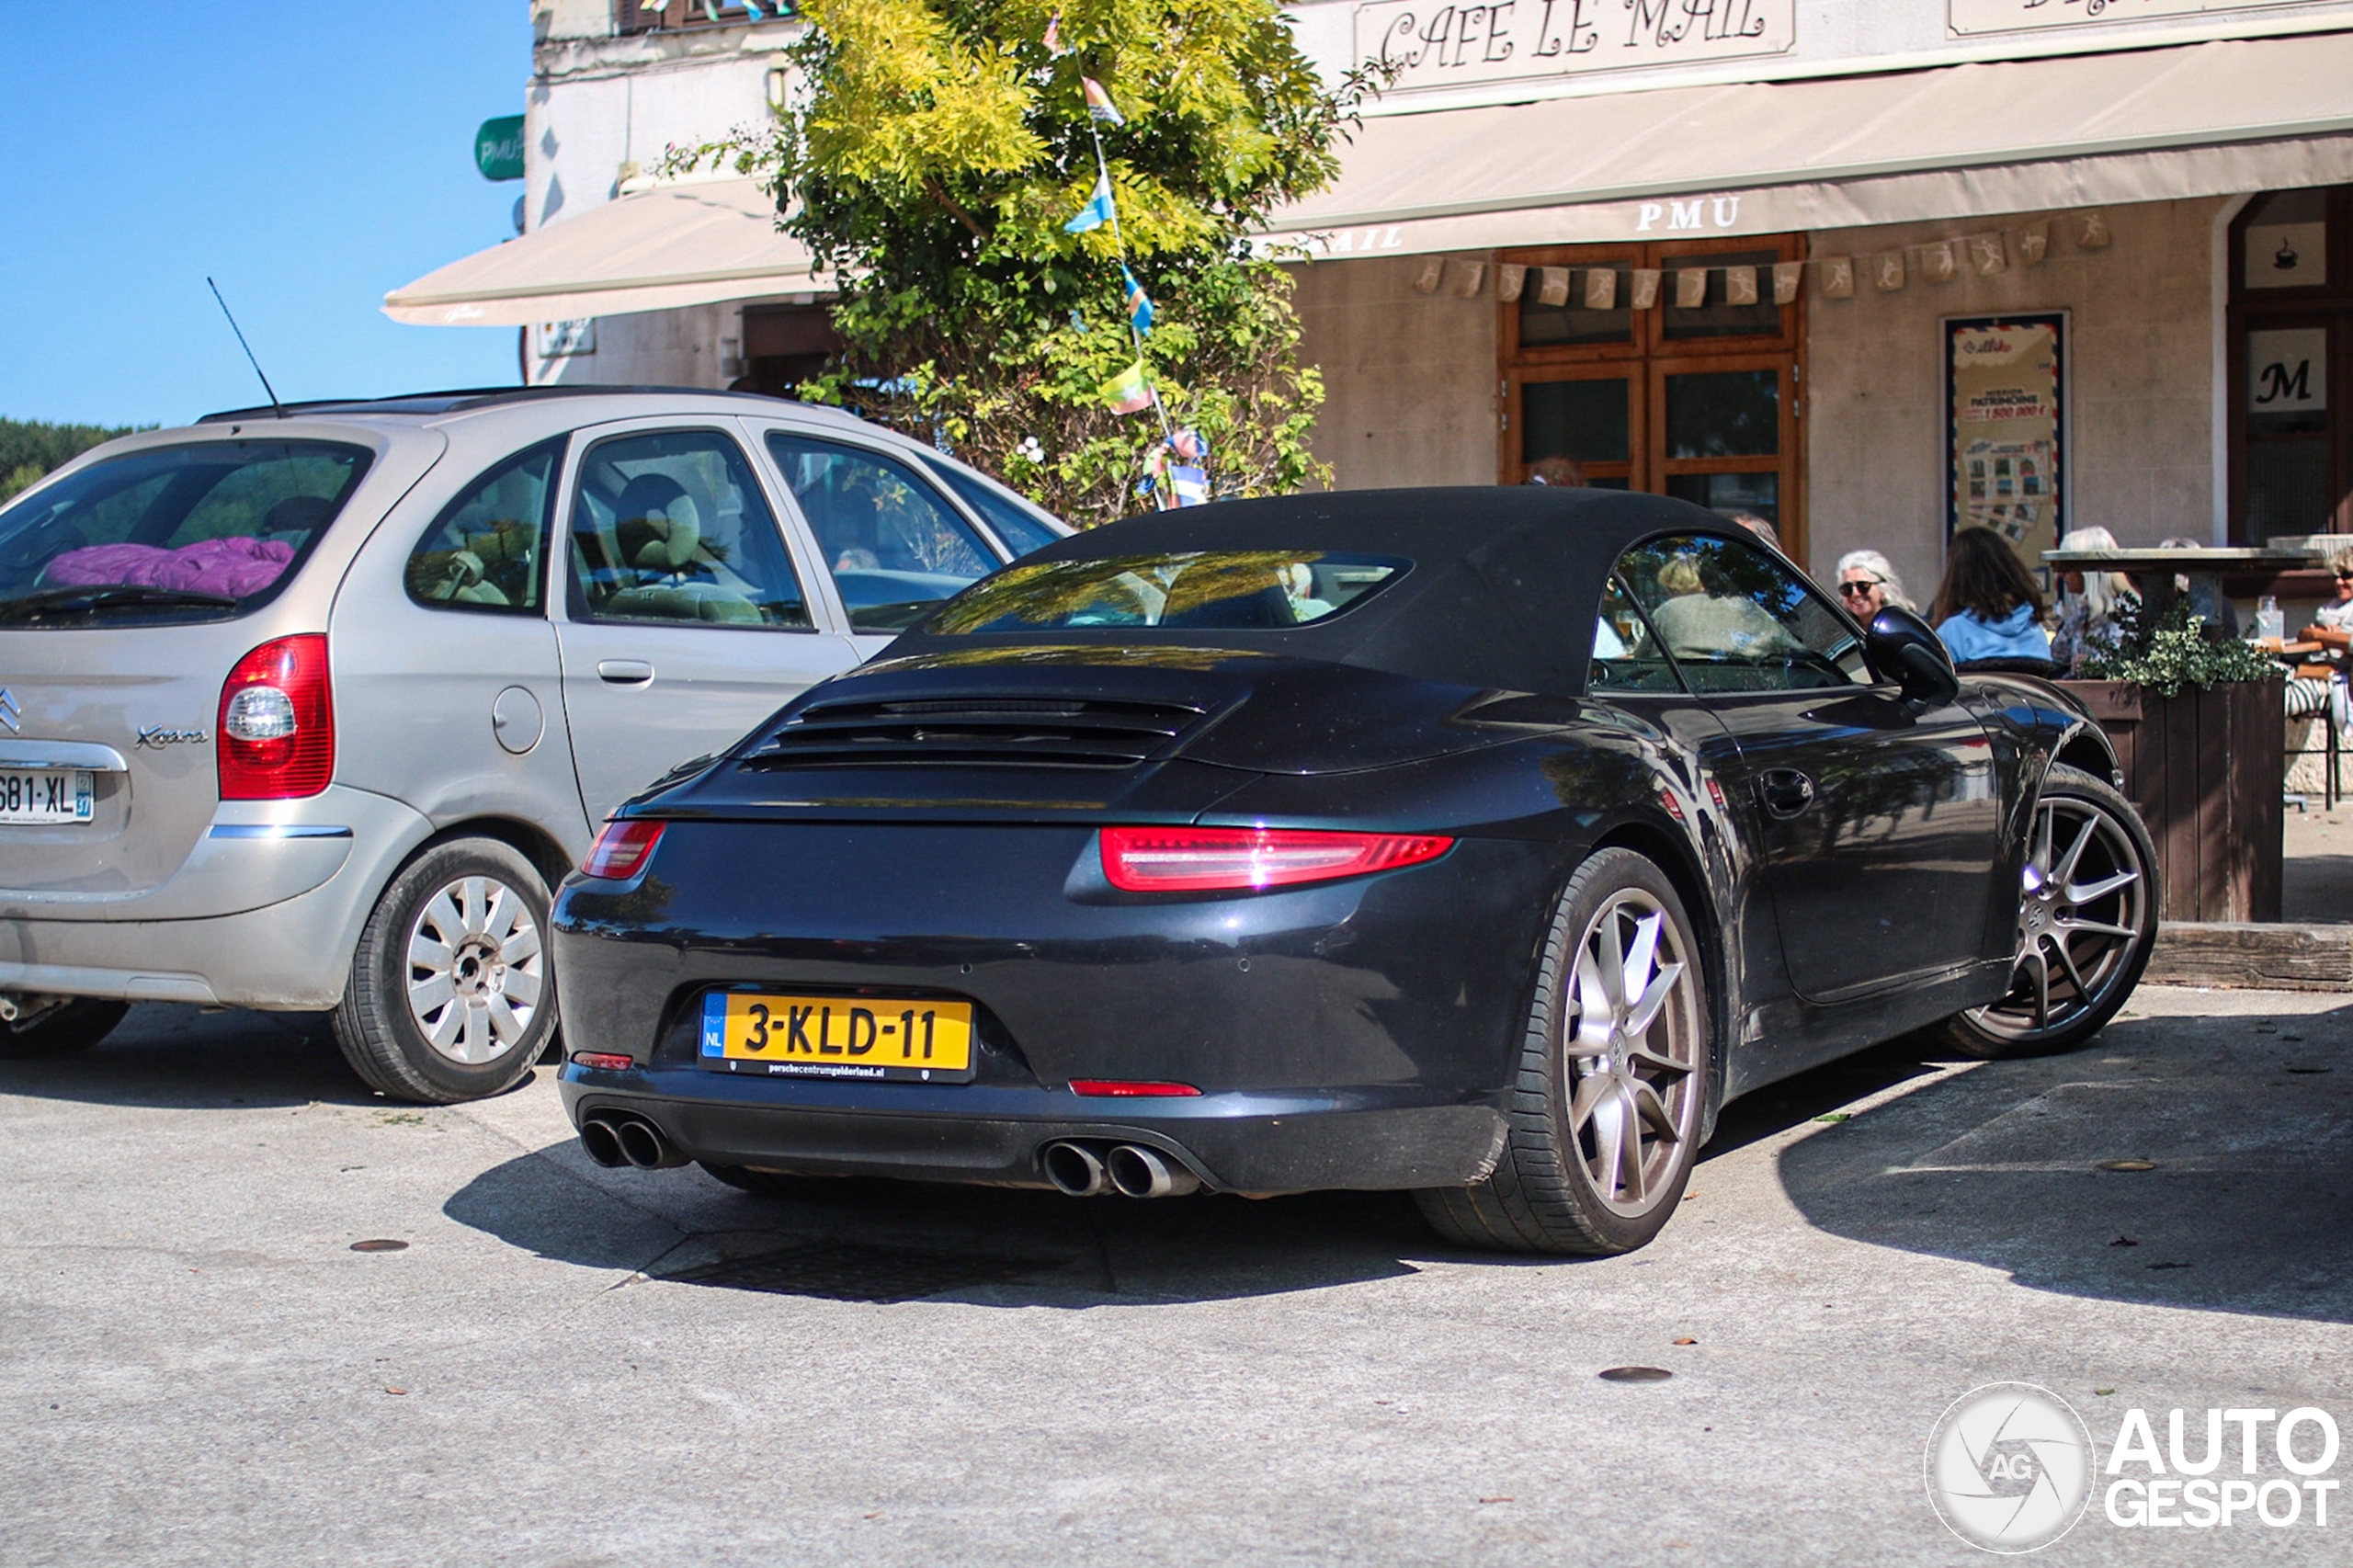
332;837;558;1103
0;998;130;1060
699;1162;866;1199
1416;846;1711;1256
1938;763;2159;1061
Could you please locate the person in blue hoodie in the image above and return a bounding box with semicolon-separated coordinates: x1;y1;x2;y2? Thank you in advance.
1931;526;2053;665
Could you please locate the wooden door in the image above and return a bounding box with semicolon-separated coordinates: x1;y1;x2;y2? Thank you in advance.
1502;233;1807;559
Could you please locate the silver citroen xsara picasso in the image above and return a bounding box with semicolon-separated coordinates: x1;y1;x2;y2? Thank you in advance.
0;387;1064;1100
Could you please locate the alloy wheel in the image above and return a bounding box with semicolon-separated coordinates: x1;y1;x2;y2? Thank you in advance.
404;874;545;1064
1562;888;1702;1218
1966;794;2148;1044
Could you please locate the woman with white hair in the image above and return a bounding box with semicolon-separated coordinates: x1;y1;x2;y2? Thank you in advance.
2050;526;2138;675
1832;549;1912;619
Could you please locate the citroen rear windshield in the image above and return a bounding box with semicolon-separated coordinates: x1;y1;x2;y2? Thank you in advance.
0;439;371;626
925;551;1408;635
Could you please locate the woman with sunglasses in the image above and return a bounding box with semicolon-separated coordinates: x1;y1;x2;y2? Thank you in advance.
1833;549;1912;620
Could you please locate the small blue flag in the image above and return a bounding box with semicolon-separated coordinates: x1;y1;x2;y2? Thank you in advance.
1122;266;1154;335
1063;171;1114;234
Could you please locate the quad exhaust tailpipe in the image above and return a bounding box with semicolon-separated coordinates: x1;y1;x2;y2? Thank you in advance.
578;1111;687;1169
1040;1141;1111;1198
1107;1143;1200;1199
1042;1140;1200;1199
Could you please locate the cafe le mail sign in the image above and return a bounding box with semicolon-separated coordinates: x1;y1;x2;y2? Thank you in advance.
1357;2;1796;91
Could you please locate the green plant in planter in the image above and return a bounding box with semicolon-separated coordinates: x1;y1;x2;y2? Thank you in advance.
2075;596;2281;697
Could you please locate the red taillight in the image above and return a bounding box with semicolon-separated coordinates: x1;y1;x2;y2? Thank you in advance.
571;1052;636;1073
1069;1079;1202;1097
1098;825;1454;892
217;634;333;801
581;819;666;880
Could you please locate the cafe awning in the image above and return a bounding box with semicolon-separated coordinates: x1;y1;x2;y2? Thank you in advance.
382;176;820;327
1260;31;2353;257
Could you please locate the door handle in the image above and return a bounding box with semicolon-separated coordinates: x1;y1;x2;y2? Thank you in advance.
1756;767;1816;819
597;660;654;685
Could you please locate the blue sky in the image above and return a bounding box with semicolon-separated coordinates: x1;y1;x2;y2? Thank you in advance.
1;4;534;428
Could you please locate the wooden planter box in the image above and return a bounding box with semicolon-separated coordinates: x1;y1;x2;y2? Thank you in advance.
2055;679;2282;923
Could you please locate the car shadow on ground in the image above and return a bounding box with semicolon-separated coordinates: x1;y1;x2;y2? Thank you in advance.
440;1040;1999;1307
0;1003;386;1109
442;1137;1449;1305
1775;1006;2353;1324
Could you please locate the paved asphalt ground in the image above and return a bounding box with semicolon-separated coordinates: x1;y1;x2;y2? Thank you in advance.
4;985;2349;1568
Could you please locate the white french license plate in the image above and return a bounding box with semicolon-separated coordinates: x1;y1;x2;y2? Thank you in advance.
0;770;95;824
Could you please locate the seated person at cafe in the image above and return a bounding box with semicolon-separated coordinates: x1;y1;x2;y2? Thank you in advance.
1931;527;2052;665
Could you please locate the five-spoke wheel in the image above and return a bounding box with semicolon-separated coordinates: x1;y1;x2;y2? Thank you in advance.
1418;846;1709;1255
1943;762;2158;1059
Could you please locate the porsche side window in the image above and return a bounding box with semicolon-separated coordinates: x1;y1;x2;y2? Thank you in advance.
568;430;811;629
1589;574;1682;693
1614;535;1868;694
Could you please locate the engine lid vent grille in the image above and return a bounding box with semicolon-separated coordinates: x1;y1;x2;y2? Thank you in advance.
742;695;1211;770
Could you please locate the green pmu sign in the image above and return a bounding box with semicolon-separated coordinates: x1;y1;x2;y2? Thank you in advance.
475;115;526;182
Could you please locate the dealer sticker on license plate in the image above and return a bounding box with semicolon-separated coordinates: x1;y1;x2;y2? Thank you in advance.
0;770;95;825
699;992;975;1082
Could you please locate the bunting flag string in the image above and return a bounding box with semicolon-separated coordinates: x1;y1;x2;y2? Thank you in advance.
1101;360;1154;414
1041;16;1187;505
1063;170;1114;234
1383;210;2110;312
1121;265;1155;335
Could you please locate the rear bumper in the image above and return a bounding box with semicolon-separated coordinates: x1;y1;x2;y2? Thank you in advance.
0;789;433;1009
563;1068;1509;1194
550;819;1565;1193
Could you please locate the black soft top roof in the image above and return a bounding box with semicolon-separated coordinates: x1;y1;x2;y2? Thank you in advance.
889;485;1758;695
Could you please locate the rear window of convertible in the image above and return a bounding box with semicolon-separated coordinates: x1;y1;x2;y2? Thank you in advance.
926;551;1407;634
0;439;370;624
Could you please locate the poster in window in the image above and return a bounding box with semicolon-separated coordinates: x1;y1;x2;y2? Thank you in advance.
1947;314;2065;572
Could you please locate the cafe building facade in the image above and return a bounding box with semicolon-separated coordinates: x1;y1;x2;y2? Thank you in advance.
399;0;2353;601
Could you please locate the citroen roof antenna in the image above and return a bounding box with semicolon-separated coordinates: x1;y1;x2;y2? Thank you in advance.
206;277;288;419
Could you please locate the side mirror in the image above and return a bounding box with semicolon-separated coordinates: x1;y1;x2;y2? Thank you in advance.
1865;605;1961;708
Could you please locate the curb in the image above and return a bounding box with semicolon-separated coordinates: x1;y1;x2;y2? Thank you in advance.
2148;922;2353;991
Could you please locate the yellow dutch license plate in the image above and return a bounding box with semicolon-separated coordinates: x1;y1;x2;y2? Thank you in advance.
698;992;974;1083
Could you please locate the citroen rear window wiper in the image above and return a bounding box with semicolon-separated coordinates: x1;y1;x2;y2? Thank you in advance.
0;585;242;622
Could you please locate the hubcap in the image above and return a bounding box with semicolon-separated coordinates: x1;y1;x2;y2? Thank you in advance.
405;875;544;1065
1967;794;2147;1043
1563;890;1701;1218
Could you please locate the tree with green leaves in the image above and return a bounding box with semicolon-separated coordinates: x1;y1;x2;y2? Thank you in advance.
1;418;139;503
694;0;1378;526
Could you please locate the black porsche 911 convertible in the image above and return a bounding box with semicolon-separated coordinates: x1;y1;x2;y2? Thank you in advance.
551;487;2157;1255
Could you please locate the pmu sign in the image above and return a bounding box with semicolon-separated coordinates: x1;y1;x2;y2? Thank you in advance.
475;115;525;183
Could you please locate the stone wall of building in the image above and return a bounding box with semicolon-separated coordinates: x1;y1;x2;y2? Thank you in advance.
1288;256;1499;492
536;302;731;388
1805;198;2226;593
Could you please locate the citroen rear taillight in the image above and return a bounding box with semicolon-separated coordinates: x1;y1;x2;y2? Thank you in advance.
1098;826;1454;892
217;635;333;800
